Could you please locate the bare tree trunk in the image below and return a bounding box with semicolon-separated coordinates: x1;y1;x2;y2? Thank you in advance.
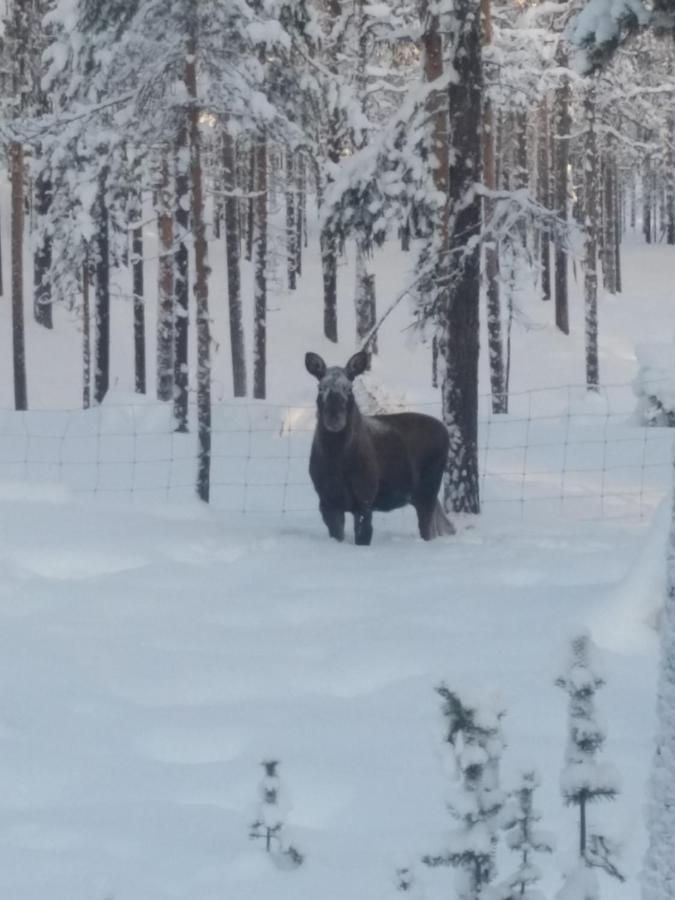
173;126;190;432
253;132;268;399
643;157;653;244
442;0;482;515
246;143;255;262
295;152;304;277
82;260;91;409
553;62;570;335
186;39;211;502
11;143;27;411
157;154;175;401
224;128;247;397
481;0;506;414
614;159;622;293
602;152;617;294
538;98;552;301
94;162;110;406
132;218;146;394
33;156;53;329
583;82;600;392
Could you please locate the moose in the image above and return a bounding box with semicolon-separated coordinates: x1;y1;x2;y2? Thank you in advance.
305;350;455;545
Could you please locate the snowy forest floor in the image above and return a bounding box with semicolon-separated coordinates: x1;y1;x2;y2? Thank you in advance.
0;215;674;897
0;483;667;900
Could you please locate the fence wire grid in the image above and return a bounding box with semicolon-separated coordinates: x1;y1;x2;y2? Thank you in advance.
0;381;673;523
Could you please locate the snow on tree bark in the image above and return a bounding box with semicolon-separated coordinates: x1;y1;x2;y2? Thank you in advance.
286;151;297;291
33;155;53;330
553;52;570;336
583;81;600;392
481;0;506;415
185;37;211;503
253;131;268;400
173;125;190;433
132;217;146;394
441;0;482;515
537;98;551;302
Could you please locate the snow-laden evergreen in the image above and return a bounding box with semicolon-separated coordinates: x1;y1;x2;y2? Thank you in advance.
424;687;506;900
556;633;624;898
498;770;554;900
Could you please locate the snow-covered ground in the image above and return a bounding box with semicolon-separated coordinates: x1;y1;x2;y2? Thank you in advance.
0;483;666;900
0;202;674;897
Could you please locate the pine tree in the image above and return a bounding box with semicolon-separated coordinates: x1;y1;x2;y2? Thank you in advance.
249;760;304;869
582;79;600;392
555;633;623;899
423;687;506;900
499;770;554;900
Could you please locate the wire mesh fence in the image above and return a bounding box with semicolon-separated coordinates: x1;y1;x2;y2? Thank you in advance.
0;382;673;522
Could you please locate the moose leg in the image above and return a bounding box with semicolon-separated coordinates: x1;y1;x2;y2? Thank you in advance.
320;502;345;542
414;456;447;541
414;498;435;541
353;509;373;546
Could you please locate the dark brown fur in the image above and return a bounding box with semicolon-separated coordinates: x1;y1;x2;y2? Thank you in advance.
305;351;455;545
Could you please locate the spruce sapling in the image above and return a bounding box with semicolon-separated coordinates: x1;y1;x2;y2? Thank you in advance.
423;686;506;900
555;633;623;898
249;759;304;869
498;769;554;900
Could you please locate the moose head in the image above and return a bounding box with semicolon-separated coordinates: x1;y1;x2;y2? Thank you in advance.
305;350;369;433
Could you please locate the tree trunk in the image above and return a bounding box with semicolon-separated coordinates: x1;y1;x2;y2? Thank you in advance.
355;239;377;352
94;163;110;406
286;151;297;290
132;217;146;394
173;126;190;432
583;83;600;393
321;0;342;344
11;142;27;411
157;154;175;401
224;128;247;397
643;158;653;244
481;0;506;414
186;40;211;503
82;261;91;409
253;132;268;399
33;157;53;330
295;152;305;277
246;143;255;262
553;63;570;335
602;153;617;294
538;99;551;301
442;0;482;516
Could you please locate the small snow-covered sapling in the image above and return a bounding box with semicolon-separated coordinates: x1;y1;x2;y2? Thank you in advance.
555;633;623;897
423;686;507;900
499;769;554;900
249;759;303;869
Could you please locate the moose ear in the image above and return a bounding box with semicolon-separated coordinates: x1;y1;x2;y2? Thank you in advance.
305;352;327;380
345;350;369;381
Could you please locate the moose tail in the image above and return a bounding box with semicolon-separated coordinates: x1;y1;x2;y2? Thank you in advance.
431;498;456;538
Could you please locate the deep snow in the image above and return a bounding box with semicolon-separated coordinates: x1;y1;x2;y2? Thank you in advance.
0;190;673;898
